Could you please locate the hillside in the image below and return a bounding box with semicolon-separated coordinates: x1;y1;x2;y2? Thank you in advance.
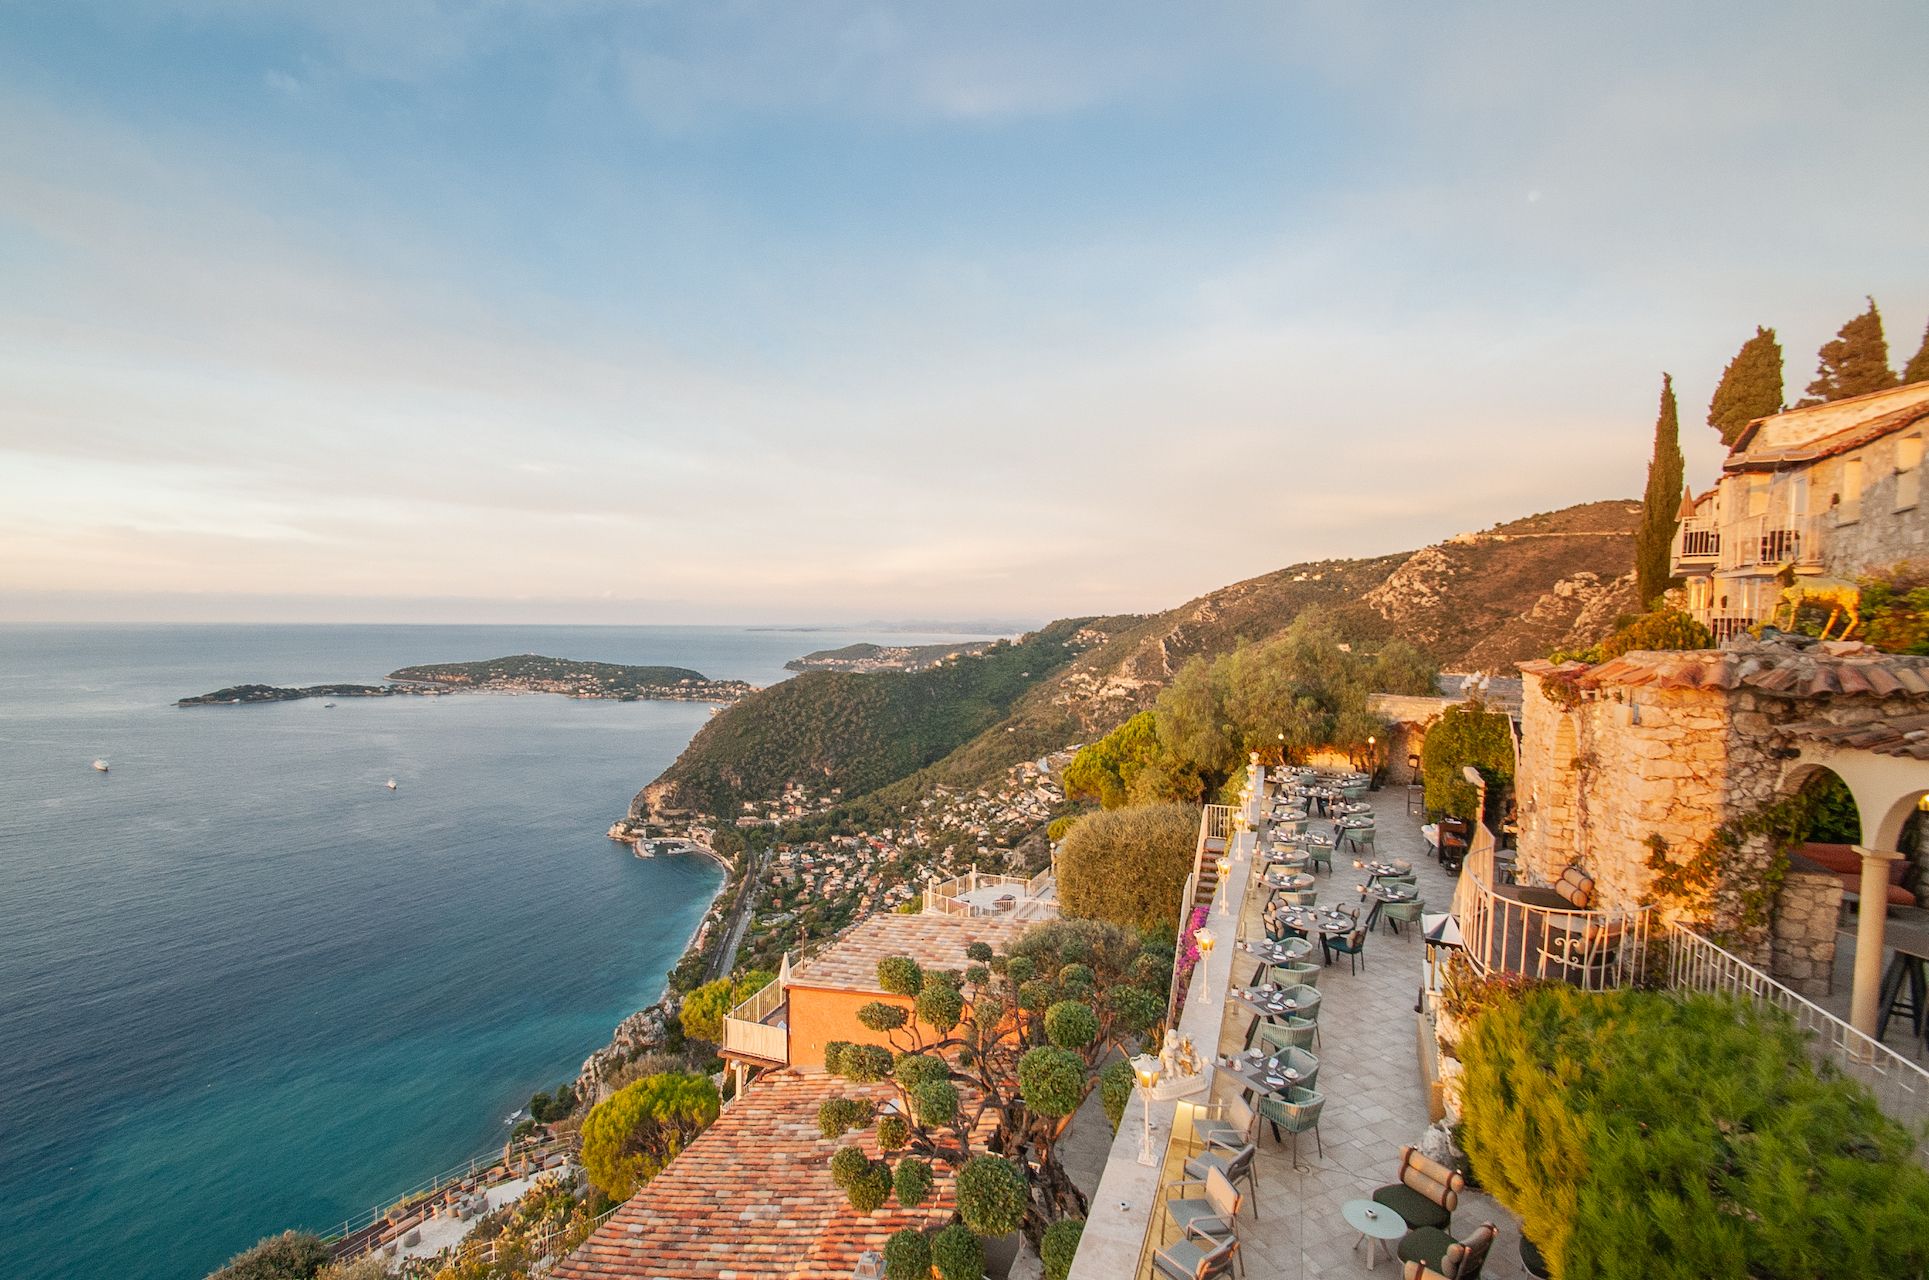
634;619;1101;820
871;500;1641;799
785;640;995;673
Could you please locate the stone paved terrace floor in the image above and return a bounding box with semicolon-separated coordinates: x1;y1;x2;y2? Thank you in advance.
1140;783;1530;1280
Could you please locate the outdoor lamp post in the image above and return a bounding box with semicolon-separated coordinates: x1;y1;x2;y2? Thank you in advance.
1216;854;1233;914
1194;926;1217;1004
1132;1052;1162;1165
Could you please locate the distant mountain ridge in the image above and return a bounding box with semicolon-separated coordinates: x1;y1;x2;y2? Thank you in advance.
637;499;1641;820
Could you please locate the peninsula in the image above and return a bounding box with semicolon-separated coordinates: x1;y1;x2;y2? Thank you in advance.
177;654;755;707
783;639;995;673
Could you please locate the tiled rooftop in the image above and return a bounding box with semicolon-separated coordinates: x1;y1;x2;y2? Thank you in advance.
553;1070;964;1280
1784;710;1929;760
786;912;1026;994
1522;636;1929;698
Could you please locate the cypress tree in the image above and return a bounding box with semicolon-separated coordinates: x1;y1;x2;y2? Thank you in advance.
1634;373;1684;608
1706;325;1784;447
1903;319;1929;387
1804;296;1898;403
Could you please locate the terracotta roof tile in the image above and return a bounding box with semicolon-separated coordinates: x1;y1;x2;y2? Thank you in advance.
787;913;1026;994
552;1069;985;1280
1784;712;1929;761
1526;637;1929;702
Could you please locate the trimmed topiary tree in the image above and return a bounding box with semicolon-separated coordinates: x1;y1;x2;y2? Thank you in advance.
956;1154;1027;1237
883;1227;932;1280
1419;701;1514;822
931;1223;986;1280
891;1155;934;1208
1040;1218;1085;1280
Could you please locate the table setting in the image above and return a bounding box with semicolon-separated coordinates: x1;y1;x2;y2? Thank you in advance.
1216;1046;1310;1097
1263;870;1316;893
1276;906;1356;938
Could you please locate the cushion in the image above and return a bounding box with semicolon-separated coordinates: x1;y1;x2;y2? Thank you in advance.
1398;1227;1451;1269
1373;1183;1450;1231
1553;866;1595;907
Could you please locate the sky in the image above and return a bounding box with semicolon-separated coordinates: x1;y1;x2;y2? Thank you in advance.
2;2;1927;626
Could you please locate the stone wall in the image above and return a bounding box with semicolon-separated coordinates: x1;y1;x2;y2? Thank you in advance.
1769;868;1843;997
1516;674;1794;962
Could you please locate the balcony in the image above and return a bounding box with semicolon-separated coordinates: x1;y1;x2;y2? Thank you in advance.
721;962;789;1066
1671;518;1720;570
1716;513;1825;572
921;867;1058;920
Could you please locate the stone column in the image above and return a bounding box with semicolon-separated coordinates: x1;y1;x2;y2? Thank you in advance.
1849;845;1904;1041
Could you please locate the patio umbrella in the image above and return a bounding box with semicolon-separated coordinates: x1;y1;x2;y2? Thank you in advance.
1421;913;1464;998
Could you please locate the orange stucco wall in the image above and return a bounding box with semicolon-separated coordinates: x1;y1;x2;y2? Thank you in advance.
785;986;921;1069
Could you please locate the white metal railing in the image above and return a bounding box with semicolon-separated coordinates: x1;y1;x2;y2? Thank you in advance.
1717;513;1825;572
1667;925;1929;1142
1454;849;1655;990
922;869;1048;917
722;971;788;1063
1202;804;1234;843
1673;517;1720;565
326;1137;574;1254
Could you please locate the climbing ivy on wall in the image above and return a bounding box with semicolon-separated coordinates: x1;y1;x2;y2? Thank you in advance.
1643;777;1852;940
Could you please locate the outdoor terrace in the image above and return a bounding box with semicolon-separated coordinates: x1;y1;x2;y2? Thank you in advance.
1071;772;1532;1280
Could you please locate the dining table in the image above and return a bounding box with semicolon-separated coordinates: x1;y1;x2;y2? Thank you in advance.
1335;814;1376;830
1355;859;1406;880
1275;906;1357;944
1264;870;1317;893
1216;1046;1311;1097
1275;830;1332;849
1261;848;1311;869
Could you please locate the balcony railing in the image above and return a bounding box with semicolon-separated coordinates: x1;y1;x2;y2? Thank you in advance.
1716;513;1825;572
721;961;788;1064
1668;925;1929;1148
922;869;1057;918
1452;848;1655;990
1672;518;1720;567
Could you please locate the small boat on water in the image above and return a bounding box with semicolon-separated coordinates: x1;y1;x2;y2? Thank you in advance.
91;759;110;773
323;702;335;708
385;778;398;791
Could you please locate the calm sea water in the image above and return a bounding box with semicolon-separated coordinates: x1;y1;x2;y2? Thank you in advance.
0;624;990;1280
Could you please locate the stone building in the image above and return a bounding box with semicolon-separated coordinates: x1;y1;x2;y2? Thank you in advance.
1672;381;1929;639
1515;636;1929;1007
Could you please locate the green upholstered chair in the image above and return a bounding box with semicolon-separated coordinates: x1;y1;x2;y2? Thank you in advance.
1268;960;1321;989
1309;845;1334;874
1323;925;1368;973
1255;1016;1317;1054
1397;1222;1497;1280
1371;1146;1464;1232
1381;898;1425;937
1256;1086;1324;1161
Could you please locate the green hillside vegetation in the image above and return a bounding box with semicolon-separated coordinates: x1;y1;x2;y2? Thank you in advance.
644;620;1096;817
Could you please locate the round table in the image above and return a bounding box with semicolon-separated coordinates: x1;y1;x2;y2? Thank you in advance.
1342;1199;1407;1270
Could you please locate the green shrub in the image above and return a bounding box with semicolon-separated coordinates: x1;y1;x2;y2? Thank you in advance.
207;1231;331;1280
955;1155;1027;1237
931;1223;986;1280
845;1158;892;1214
1098;1058;1135;1134
1017;1046;1086;1118
828;1145;869;1189
856;1001;909;1033
892;1156;934;1208
1459;985;1929;1280
884;1228;932;1280
1550;606;1713;665
915;980;964;1033
1041;1218;1085;1280
1043;1000;1098;1050
817;1096;871;1140
876;1114;909;1151
910;1079;959;1127
579;1072;719;1201
1419;701;1514;821
876;955;924;996
677;969;775;1043
1055;802;1200;929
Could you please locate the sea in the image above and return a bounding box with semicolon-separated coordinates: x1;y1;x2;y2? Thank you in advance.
0;624;995;1280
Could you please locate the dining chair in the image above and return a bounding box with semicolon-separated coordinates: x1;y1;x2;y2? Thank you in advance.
1324;927;1369;974
1255;1016;1317;1054
1257;1086;1324;1162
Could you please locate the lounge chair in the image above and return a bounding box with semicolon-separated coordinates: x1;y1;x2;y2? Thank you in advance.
1372;1146;1464;1232
1191;1095;1257;1153
1397;1222;1497;1279
1163;1167;1242;1262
